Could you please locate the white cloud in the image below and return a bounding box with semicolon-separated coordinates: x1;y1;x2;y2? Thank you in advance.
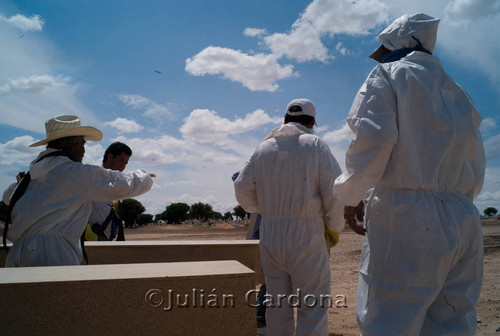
164;181;198;187
107;131;257;214
475;167;500;211
445;0;500;23
302;0;389;34
185;46;297;92
321;123;354;172
322;123;353;143
0;136;39;166
480;117;497;133
484;134;500;161
143;103;171;118
477;190;500;203
263;0;389;63
180;108;281;145
0;20;99;134
81;142;105;166
118;94;174;119
373;0;500;91
103;118;144;134
112;135;188;165
0;75;67;93
0;80;95;134
185;0;390;89
244;28;268;37
430;2;500;89
336;42;348;56
202;152;240;165
264;24;330;63
1;14;44;31
118;94;150;109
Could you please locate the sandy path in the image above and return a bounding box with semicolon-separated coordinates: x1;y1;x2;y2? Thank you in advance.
125;221;500;336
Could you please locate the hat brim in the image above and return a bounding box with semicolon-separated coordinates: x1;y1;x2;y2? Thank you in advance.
29;126;103;147
369;44;390;63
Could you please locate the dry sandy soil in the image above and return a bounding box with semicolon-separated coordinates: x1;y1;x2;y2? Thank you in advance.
125;220;500;336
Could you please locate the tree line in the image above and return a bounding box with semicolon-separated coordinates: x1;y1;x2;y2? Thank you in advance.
483;207;498;218
154;202;248;225
0;199;248;227
2;199;496;226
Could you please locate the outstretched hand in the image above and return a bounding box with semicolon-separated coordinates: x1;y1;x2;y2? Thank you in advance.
344;201;366;236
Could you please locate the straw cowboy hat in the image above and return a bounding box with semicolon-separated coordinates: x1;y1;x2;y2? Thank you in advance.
30;115;103;147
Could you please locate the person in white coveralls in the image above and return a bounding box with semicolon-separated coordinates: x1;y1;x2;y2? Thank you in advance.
234;98;344;336
334;13;486;335
86;142;133;241
3;115;153;267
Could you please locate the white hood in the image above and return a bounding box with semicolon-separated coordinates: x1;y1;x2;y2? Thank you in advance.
378;13;440;53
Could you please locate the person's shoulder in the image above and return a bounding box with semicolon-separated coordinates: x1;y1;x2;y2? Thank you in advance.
315;136;333;149
362;63;396;86
395;53;441;72
299;132;323;146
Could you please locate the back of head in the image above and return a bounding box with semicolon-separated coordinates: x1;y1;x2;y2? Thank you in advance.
284;98;316;128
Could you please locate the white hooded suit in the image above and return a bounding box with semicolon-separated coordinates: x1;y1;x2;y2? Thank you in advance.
334;14;486;336
5;148;153;267
235;122;344;336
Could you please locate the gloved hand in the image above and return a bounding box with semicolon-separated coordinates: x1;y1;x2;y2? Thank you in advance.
324;224;340;248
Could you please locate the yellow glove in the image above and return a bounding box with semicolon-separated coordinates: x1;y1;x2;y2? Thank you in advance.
112;200;120;212
324;224;339;248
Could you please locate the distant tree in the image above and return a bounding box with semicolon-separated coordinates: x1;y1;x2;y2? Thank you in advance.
137;214;154;226
212;211;222;220
484;207;498;218
233;205;248;220
189;202;214;221
162;202;190;224
118;199;146;228
223;211;233;220
0;201;8;223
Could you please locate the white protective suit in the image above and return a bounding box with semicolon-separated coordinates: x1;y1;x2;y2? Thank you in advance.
334;14;486;336
5;148;153;267
235;122;344;336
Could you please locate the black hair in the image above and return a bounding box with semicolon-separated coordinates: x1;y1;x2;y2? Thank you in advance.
284;114;315;127
47;136;80;151
102;142;132;164
47;137;70;151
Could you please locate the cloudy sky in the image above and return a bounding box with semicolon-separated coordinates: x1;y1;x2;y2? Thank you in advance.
0;0;499;216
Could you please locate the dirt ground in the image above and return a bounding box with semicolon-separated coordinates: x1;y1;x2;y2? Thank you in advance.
125;219;500;336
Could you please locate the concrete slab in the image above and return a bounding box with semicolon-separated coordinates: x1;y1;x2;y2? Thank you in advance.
0;239;265;286
0;260;256;335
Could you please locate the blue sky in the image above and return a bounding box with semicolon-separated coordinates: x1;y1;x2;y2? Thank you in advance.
0;0;499;216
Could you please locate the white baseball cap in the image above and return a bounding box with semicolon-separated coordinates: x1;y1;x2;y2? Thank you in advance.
286;98;316;118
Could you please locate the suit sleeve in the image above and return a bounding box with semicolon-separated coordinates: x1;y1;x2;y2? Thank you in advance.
334;66;399;206
319;140;345;232
85;167;154;202
234;152;259;214
465;108;486;201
